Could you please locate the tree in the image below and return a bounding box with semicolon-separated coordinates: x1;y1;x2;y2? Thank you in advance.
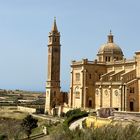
0;134;8;140
21;115;38;139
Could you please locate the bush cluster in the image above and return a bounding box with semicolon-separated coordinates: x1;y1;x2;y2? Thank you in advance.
65;109;82;118
63;109;88;127
51;122;140;140
0;134;7;140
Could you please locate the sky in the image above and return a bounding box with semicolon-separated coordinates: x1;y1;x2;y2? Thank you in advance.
0;0;140;92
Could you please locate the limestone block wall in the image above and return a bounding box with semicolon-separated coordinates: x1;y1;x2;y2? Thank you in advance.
95;86;121;110
85;64;106;109
138;80;140;111
127;81;139;111
86;86;95;108
114;111;140;117
135;52;140;77
112;88;121;109
95;89;101;109
102;88;110;107
72;85;82;108
135;52;140;111
71;67;83;108
17;106;36;113
45;88;51;111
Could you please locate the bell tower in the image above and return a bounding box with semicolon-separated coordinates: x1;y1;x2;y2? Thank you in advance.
45;18;61;113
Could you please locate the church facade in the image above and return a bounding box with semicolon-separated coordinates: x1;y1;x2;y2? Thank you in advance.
69;32;140;112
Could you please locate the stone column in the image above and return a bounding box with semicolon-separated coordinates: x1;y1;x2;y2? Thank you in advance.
135;52;140;111
125;86;128;111
83;69;87;109
119;85;122;111
81;67;84;108
121;84;126;111
108;86;112;107
80;87;83;107
121;83;126;111
99;86;102;108
70;70;73;107
69;88;72;107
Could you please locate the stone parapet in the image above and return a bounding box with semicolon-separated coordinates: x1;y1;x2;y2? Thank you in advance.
114;111;140;117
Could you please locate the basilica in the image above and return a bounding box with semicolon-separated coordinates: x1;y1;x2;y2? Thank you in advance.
45;19;140;114
69;31;140;112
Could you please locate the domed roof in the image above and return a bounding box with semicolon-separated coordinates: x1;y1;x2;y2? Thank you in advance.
98;31;123;55
98;43;123;55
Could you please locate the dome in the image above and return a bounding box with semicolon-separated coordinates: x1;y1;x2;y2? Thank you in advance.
98;42;123;55
97;31;124;62
98;31;123;56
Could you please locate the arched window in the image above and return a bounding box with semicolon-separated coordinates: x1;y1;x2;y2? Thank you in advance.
75;73;80;81
89;74;92;79
106;57;108;61
75;87;80;99
108;57;110;62
89;100;92;107
88;98;92;108
130;87;135;93
129;99;135;111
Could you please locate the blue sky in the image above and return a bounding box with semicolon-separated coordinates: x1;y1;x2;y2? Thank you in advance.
0;0;140;91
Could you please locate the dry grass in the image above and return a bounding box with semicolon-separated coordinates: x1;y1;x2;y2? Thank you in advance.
0;106;47;139
0;106;28;120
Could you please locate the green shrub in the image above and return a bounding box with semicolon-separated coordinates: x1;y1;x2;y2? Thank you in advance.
65;108;81;118
63;109;88;127
0;134;8;140
21;115;38;138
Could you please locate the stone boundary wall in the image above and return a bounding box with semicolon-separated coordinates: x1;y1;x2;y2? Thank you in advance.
114;111;140;117
17;106;36;113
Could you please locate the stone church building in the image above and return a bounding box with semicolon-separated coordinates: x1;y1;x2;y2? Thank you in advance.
69;32;140;112
45;19;140;113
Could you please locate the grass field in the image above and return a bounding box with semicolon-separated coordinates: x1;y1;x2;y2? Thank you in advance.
0;106;45;139
0;106;28;120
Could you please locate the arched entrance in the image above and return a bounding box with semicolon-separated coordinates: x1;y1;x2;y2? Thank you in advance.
130;101;134;111
88;98;92;108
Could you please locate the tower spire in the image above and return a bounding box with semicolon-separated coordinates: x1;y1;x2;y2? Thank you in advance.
45;18;61;114
108;30;113;43
52;17;58;32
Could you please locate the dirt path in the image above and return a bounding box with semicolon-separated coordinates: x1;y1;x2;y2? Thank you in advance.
69;117;87;130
